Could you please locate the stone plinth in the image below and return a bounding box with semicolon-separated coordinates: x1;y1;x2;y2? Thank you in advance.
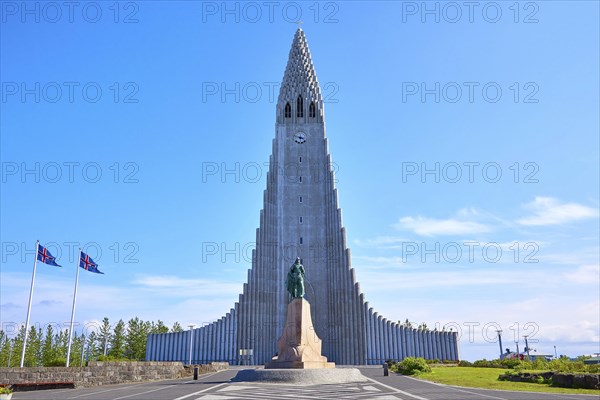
231;368;367;384
265;298;335;369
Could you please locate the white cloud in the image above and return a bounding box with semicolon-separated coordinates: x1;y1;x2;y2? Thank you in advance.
517;197;599;226
564;264;600;285
393;216;491;236
133;275;242;298
0;272;243;333
538;247;600;266
353;236;410;248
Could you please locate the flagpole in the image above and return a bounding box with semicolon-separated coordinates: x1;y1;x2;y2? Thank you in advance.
65;249;81;367
20;240;39;368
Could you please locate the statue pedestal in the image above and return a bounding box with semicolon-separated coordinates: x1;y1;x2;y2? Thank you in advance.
265;298;335;369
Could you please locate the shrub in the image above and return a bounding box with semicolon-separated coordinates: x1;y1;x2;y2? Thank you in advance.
500;358;522;369
394;357;432;375
0;387;13;394
473;359;502;368
46;358;66;367
97;355;129;362
458;360;473;367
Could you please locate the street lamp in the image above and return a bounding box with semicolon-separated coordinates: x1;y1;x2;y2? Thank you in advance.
188;325;195;365
496;330;503;358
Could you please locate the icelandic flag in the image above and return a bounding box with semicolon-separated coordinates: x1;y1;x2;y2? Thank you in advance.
79;251;104;274
37;244;61;267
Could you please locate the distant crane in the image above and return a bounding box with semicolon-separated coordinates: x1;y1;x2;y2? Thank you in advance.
524;335;531;360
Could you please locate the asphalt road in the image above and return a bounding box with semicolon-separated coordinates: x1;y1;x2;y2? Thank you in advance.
11;367;600;400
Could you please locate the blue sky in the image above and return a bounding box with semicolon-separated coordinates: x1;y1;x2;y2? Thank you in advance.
1;1;598;361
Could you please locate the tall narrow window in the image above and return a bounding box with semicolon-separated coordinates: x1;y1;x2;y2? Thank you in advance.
284;102;291;118
299;196;303;203
300;237;303;245
299;156;302;163
299;217;303;223
309;102;316;118
296;95;303;118
299;176;302;183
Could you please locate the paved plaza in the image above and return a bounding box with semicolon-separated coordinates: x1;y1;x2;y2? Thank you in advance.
10;367;598;400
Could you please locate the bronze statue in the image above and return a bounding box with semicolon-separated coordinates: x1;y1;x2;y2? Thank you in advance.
286;257;305;298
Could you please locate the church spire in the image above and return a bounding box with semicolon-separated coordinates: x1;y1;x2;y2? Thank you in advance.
277;29;323;123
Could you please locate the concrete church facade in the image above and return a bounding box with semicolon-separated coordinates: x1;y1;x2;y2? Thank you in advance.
146;29;459;365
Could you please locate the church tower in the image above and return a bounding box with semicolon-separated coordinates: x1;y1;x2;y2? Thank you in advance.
238;28;366;364
146;29;459;365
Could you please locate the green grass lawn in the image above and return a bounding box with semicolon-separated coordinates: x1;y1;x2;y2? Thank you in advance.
415;367;599;395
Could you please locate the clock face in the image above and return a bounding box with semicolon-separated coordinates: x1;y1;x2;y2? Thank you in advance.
294;132;307;144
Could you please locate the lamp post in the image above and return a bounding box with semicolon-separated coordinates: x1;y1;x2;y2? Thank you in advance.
188;325;195;365
81;336;86;367
496;330;503;358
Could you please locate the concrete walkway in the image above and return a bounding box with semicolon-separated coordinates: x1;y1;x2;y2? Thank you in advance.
10;367;599;400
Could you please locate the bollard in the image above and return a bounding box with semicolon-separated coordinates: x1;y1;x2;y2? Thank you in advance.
383;362;389;376
193;366;199;380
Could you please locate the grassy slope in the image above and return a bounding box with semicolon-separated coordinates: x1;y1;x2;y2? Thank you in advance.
415;367;599;395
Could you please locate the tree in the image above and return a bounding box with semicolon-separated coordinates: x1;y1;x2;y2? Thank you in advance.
109;320;126;359
0;316;199;366
86;331;101;361
97;317;112;356
151;320;169;334
24;325;41;367
0;331;9;367
55;328;69;361
401;319;414;329
10;325;25;367
172;322;183;332
41;325;55;366
125;318;151;360
68;332;86;367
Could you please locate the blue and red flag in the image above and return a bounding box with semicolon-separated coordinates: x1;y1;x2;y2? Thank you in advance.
79;251;104;274
37;244;61;267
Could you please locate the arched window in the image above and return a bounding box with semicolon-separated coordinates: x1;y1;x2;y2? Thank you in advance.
309;102;316;118
284;102;291;118
296;95;303;118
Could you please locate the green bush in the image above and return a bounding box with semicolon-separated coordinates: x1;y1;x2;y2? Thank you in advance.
46;357;66;367
458;360;473;367
500;358;522;369
97;355;129;362
0;386;13;394
473;359;502;368
394;357;432;375
474;357;599;374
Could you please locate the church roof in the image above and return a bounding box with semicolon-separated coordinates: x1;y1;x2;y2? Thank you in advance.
278;28;322;106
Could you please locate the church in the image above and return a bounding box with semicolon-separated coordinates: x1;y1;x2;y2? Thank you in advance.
146;29;460;365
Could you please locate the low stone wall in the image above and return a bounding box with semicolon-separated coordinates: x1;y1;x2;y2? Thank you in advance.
552;373;599;390
498;371;599;390
0;361;229;389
